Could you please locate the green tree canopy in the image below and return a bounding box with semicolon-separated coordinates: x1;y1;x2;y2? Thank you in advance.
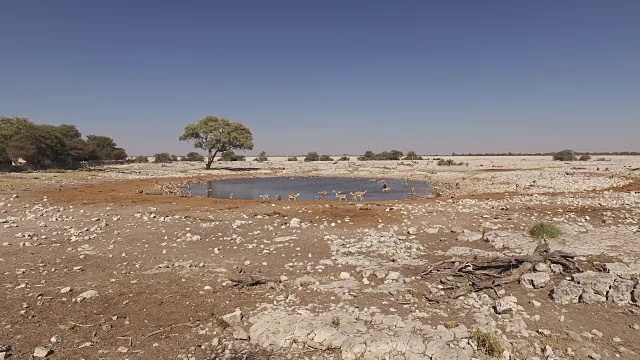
0;116;127;167
179;116;254;169
86;135;127;160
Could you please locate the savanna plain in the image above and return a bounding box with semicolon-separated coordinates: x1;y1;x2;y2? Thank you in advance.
1;156;640;360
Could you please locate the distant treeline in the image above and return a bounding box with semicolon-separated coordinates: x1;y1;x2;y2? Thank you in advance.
449;151;640;156
1;116;127;168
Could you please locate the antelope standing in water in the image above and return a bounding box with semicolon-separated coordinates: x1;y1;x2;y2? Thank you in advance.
229;193;234;199
275;194;282;201
316;191;328;200
259;194;270;201
288;193;300;201
350;190;367;201
333;190;347;201
381;180;391;192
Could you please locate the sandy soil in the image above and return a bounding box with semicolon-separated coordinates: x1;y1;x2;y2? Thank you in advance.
1;156;639;360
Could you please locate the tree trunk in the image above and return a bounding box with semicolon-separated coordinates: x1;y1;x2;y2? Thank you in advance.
205;149;218;169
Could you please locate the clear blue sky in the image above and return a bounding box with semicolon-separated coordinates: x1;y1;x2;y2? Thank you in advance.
1;0;638;155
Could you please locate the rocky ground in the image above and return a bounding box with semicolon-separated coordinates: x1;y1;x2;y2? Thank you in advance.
1;156;639;360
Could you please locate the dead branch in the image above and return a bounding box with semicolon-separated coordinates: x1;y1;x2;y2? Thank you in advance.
421;242;579;298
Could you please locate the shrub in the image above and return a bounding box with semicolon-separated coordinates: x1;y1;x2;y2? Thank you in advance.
154;153;173;163
319;154;334;161
579;154;591;161
182;152;204;162
403;151;423;160
472;329;505;357
133;155;149;163
437;159;464;166
219;151;245;161
529;222;562;239
255;151;268;162
553;149;577;161
338;156;350;161
304;152;320;162
357;150;404;161
43;168;66;173
287;156;298;161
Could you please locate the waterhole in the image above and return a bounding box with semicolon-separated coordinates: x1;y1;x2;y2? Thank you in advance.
187;177;434;201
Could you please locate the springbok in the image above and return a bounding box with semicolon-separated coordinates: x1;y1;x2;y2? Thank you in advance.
229;193;234;199
288;193;301;201
350;190;367;201
259;194;270;201
333;190;347;201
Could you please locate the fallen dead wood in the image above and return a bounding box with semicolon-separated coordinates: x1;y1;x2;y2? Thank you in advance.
228;276;272;288
421;242;580;298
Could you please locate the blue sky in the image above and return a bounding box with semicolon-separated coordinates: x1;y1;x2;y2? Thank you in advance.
1;0;638;155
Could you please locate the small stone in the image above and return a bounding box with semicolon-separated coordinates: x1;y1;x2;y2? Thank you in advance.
289;218;301;227
76;290;99;302
531;300;542;308
117;346;128;353
222;309;243;325
60;287;72;293
233;328;249;340
495;296;518;314
386;271;401;281
588;351;602;360
50;335;61;343
456;230;483;242
33;346;53;358
520;272;551;289
534;263;549;272
590;329;603;338
544;345;554;357
407;227;417;235
339;272;351;280
551;280;583;304
538;329;552;336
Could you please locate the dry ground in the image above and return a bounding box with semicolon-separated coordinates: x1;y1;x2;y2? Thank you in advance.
1;156;639;359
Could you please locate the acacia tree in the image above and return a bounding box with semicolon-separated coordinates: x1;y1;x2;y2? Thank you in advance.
179;116;254;169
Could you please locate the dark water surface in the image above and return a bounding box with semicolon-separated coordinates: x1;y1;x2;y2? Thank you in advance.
188;177;434;201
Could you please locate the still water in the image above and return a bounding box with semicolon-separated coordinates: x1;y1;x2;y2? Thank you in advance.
187;177;433;201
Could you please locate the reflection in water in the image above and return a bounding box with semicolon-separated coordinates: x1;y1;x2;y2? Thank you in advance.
189;177;434;201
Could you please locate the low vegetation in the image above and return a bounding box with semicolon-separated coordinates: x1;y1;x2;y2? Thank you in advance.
181;152;205;162
553;149;578;161
287;156;298;161
529;222;562;239
255;151;268;162
133;155;149;163
472;329;505;357
304;152;320;162
437;159;465;166
452;151;640;156
358;150;404;161
154;153;174;163
579;154;591;161
43;168;66;173
219;151;245;161
338;155;350;161
319;154;334;161
403;151;423;160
